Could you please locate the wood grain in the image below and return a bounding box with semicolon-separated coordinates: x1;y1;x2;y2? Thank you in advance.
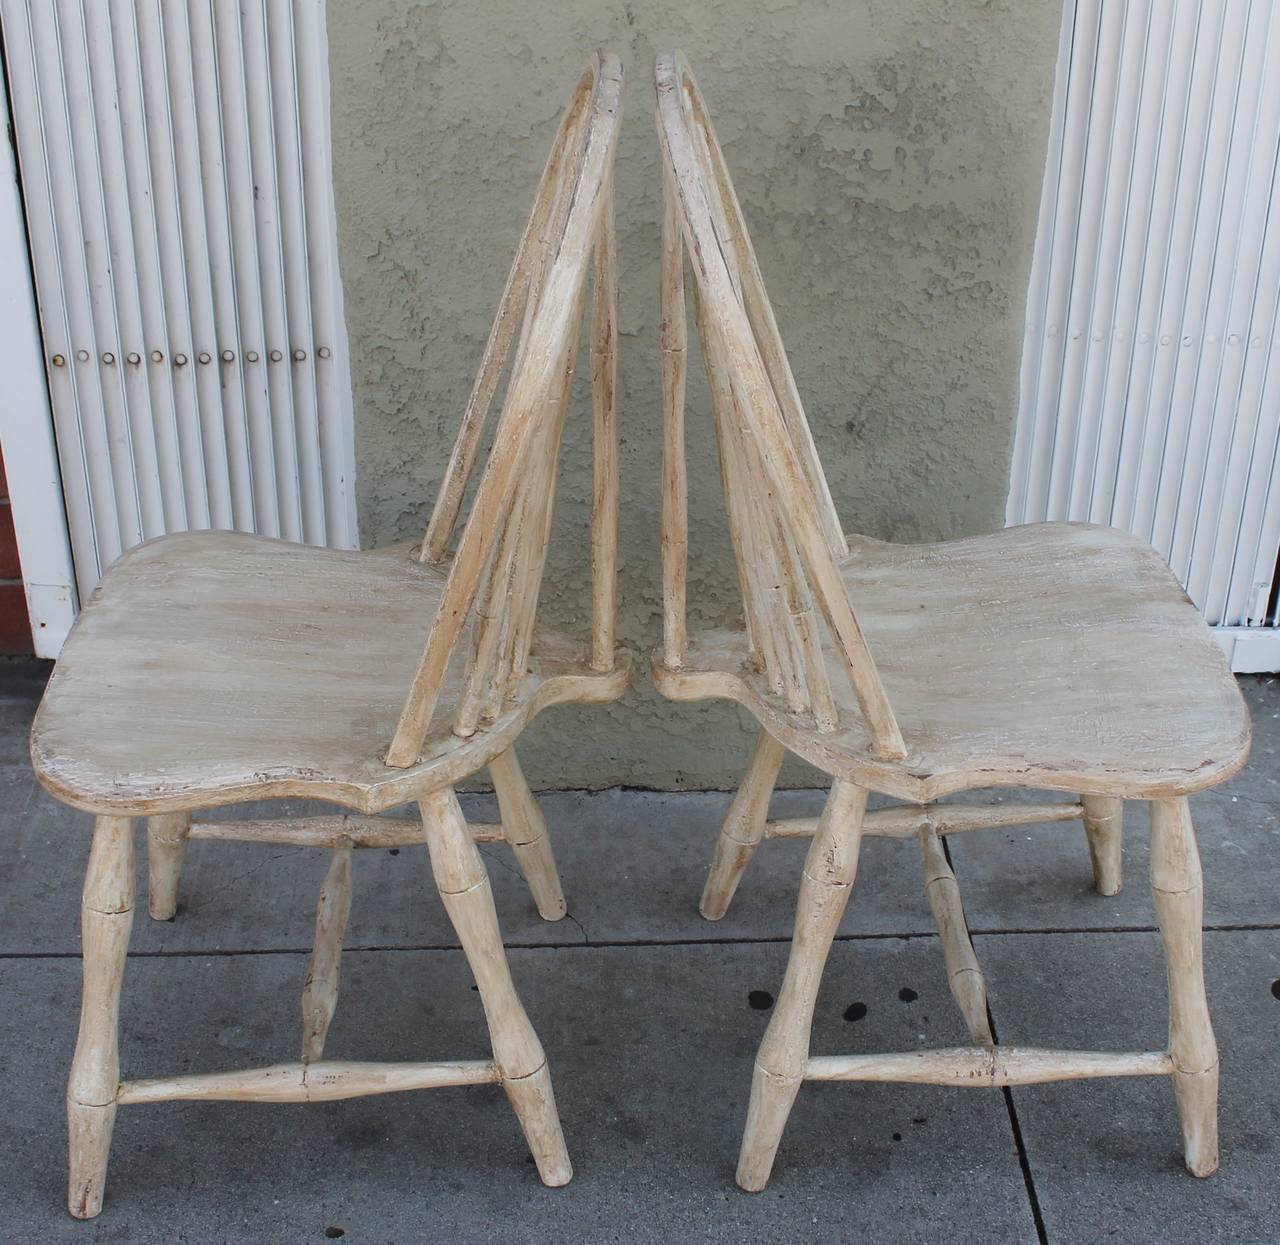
652;50;1246;1193
41;52;626;1216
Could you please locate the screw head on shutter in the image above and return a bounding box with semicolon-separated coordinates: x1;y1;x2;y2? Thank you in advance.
51;354;66;367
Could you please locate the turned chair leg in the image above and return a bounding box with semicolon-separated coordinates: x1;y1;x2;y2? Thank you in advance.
146;812;190;920
420;787;571;1186
1151;797;1219;1177
489;747;566;921
737;780;867;1192
700;729;786;920
1081;795;1123;896
68;816;136;1219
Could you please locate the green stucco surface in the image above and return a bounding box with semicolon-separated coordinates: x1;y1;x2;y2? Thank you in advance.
327;1;1062;790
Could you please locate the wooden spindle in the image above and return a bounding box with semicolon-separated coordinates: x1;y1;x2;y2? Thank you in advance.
301;840;354;1062
387;57;622;767
590;176;619;672
660;171;689;669
919;827;993;1046
656;55;906;762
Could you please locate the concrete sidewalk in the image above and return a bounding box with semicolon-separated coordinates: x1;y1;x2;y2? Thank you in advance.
1;661;1276;1244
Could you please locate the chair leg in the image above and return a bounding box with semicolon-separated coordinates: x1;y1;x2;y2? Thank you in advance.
419;787;571;1186
489;747;566;921
700;729;786;920
737;780;867;1192
1081;795;1123;896
146;812;190;920
67;816;136;1219
1151;797;1219;1177
301;841;354;1062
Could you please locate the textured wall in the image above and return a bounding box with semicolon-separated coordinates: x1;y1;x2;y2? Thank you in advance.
327;0;1062;790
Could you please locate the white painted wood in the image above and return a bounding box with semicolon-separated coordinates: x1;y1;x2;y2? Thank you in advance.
1012;0;1280;668
0;69;78;655
1215;625;1280;674
0;0;358;627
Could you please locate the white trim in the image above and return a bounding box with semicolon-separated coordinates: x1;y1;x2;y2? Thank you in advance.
1213;627;1280;675
0;73;76;657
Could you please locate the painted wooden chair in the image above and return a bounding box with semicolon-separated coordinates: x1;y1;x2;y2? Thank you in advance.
33;51;626;1218
652;52;1251;1192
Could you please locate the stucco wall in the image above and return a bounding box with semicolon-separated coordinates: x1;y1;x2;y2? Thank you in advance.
327;1;1062;790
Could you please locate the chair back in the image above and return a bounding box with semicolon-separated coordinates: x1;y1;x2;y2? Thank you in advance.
386;52;623;768
655;52;905;759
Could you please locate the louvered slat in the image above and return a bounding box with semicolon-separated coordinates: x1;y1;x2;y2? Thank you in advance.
1011;0;1280;670
0;0;357;612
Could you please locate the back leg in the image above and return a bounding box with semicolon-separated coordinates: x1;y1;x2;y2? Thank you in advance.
490;747;566;921
146;812;190;920
1081;796;1123;896
700;729;786;920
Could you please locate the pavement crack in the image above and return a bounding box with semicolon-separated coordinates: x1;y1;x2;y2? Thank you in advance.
478;843;524;883
185;849;308;914
562;910;589;944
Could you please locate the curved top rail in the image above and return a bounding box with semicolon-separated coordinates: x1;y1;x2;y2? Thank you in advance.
655;52;906;761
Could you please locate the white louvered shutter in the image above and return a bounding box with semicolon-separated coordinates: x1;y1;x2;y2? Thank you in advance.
1;0;357;616
1010;0;1280;672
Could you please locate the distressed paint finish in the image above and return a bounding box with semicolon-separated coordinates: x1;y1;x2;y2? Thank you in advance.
327;0;1064;787
655;52;1245;1189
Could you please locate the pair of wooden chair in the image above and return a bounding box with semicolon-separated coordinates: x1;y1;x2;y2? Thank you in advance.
33;51;1250;1218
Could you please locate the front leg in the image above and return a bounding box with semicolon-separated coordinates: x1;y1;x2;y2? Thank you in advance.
1151;797;1218;1176
68;816;136;1218
420;787;571;1185
737;780;867;1191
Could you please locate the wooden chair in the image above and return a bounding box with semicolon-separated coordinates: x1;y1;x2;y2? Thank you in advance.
33;51;626;1219
652;51;1251;1192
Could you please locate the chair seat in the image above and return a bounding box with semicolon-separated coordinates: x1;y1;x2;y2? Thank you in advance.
657;522;1250;801
32;532;626;815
